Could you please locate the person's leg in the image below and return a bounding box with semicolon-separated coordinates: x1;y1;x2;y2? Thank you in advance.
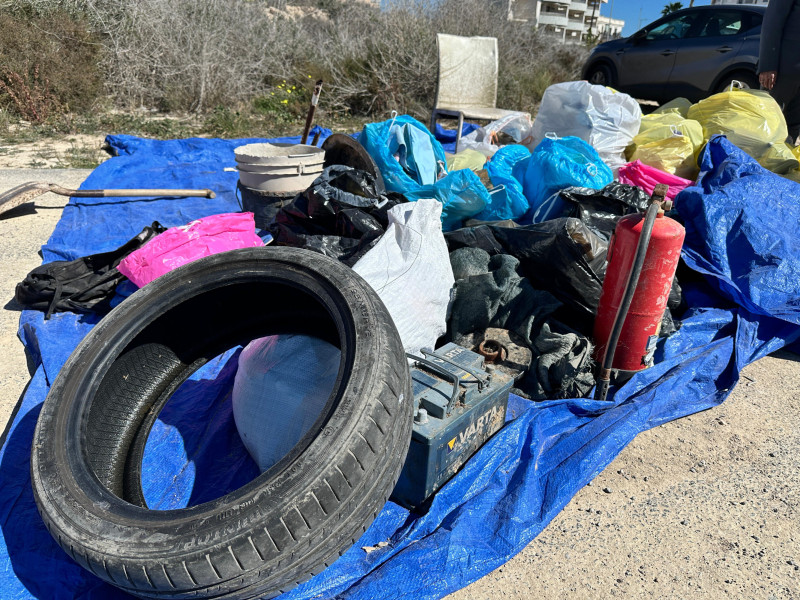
771;52;800;143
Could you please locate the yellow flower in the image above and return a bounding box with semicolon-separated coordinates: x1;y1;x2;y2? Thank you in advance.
308;75;312;79
291;86;296;90
287;89;292;94
281;99;288;104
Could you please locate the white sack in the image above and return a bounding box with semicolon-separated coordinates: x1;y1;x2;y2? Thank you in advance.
233;199;452;472
353;198;455;356
531;80;641;173
232;334;341;472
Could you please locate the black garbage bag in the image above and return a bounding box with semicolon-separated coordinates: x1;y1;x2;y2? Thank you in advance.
269;165;407;266
555;182;650;241
446;218;607;335
447;247;562;347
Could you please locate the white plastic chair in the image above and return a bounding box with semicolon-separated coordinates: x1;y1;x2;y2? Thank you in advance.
430;33;529;151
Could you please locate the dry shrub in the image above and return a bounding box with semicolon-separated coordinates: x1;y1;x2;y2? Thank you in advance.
83;0;587;118
0;66;58;123
0;9;103;119
2;0;588;119
78;0;285;112
305;0;588;119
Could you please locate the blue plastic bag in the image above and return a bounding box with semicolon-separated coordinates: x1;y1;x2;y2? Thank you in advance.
475;144;531;222
388;122;438;185
360;115;490;230
523;136;613;223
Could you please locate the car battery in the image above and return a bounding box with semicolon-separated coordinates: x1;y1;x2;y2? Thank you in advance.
391;343;513;509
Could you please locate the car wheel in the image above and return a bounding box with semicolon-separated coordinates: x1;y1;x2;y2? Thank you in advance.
586;63;615;88
31;246;413;600
715;72;759;94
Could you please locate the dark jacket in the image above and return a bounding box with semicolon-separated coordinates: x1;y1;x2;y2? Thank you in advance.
759;0;800;73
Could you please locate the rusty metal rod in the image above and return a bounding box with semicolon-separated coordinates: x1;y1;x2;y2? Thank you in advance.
301;79;324;145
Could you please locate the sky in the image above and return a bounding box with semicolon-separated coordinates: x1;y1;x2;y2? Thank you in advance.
604;0;714;36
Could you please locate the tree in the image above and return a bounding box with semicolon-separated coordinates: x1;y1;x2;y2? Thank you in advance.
661;2;683;16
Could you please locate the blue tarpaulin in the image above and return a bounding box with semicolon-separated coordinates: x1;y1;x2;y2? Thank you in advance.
2;134;799;599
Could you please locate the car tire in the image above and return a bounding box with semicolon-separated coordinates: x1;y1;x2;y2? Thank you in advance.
715;72;759;94
31;247;413;600
586;63;616;88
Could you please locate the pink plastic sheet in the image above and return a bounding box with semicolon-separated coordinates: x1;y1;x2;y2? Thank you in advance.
118;212;264;287
618;160;693;202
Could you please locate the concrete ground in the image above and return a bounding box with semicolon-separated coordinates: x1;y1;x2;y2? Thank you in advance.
1;171;798;599
0;169;92;431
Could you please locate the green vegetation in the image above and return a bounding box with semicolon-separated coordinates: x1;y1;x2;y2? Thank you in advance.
662;2;684;16
0;0;588;144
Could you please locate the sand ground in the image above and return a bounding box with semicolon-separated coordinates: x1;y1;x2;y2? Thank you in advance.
0;170;798;599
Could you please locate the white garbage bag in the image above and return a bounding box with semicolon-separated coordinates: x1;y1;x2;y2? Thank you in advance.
456;112;534;157
353;198;454;356
232;334;341;472
233;198;453;472
531;81;641;173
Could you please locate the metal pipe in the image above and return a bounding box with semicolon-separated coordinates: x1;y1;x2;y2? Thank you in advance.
53;186;216;198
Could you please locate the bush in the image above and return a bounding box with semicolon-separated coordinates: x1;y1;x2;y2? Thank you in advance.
301;0;588;119
0;9;103;121
1;0;588;122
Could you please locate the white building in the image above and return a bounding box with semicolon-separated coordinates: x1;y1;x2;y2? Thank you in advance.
508;0;625;44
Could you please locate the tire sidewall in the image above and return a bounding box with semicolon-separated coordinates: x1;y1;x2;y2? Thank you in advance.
31;246;407;556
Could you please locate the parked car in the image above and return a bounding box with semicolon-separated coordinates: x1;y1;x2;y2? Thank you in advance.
582;5;765;103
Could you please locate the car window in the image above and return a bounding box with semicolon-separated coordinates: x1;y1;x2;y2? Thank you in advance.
646;13;699;41
745;12;763;32
699;10;745;37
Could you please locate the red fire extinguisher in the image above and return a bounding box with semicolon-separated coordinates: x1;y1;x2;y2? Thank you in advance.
593;184;685;401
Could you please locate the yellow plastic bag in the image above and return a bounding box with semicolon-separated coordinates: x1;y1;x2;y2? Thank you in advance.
687;88;798;174
653;97;693;118
781;145;800;183
626;113;704;179
446;148;487;172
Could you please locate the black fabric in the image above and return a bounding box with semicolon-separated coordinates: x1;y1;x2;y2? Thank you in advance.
446;247;595;401
758;0;800;73
446;218;608;336
523;322;595;401
771;49;800;141
269;165;407;266
447;248;562;347
15;222;165;319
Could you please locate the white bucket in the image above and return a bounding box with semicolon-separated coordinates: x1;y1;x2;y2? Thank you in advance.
234;143;326;194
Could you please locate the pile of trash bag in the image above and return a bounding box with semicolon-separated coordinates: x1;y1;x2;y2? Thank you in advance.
624;84;799;184
359;114;492;230
7;84;800;600
687;86;798;174
16;80;800;411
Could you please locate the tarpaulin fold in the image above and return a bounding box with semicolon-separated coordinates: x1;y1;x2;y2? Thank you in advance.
2;133;799;600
